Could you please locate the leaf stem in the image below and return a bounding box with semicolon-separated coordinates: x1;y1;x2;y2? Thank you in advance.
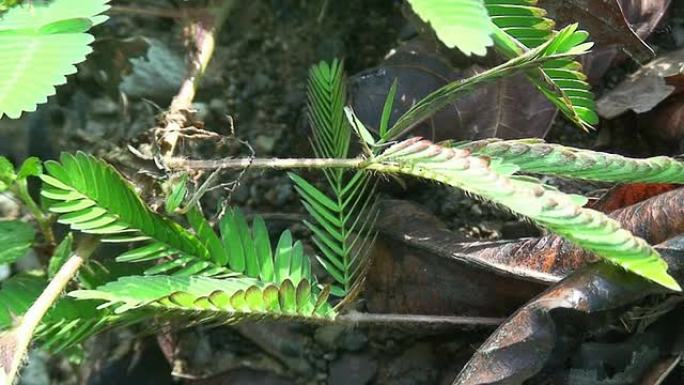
167;157;367;170
10;181;55;246
1;236;99;384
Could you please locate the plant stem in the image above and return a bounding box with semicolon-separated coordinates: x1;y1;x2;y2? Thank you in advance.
10;181;55;246
337;311;503;326
167;157;367;170
1;236;99;384
160;0;236;158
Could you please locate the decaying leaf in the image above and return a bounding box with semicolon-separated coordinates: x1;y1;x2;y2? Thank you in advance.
349;40;557;143
589;183;678;213
368;185;684;318
636;93;684;154
366;200;547;317
538;0;655;62
619;0;672;38
451;260;682;385
597;48;684;119
452;232;684;385
580;0;672;83
473;186;684;280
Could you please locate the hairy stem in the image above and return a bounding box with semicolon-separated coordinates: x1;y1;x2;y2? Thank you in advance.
160;0;235;158
1;236;99;383
167;157;367;170
461;139;684;184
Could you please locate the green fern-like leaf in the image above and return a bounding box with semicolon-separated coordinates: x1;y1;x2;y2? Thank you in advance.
0;273;122;353
406;0;495;56
388;23;593;139
0;220;35;264
291;60;378;297
459;139;684;184
485;0;598;128
0;0;111;119
368;138;680;291
485;0;554;49
70;275;336;321
116;207;315;285
39;152;208;258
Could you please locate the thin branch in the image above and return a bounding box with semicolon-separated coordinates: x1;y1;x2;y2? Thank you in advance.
159;0;236;158
109;5;196;19
167;156;366;170
337;311;504;326
0;236;99;384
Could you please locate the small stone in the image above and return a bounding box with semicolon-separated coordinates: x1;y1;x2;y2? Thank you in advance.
91;98;119;115
18;350;49;385
209;98;227;115
314;325;345;350
328;353;377;385
255;135;277;153
340;330;368;352
192;102;210;121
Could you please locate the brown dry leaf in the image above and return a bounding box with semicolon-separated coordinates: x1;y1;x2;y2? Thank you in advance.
620;0;672;38
368;186;684;318
589;183;678;213
581;0;672;83
637;93;684;153
538;0;654;62
366;200;547;317
452;263;672;385
474;186;684;280
452;233;684;385
349;40;557;143
597;48;684;119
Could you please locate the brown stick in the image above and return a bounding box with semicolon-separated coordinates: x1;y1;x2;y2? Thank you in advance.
158;0;236;158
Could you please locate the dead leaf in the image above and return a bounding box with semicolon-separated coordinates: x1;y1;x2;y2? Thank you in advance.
597;48;684;119
474;186;684;279
538;0;654;62
366;200;548;317
452;262;672;385
349;40;557;143
619;0;672;38
589;183;678;213
579;0;671;83
637;93;684;153
368;185;684;319
451;231;684;385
